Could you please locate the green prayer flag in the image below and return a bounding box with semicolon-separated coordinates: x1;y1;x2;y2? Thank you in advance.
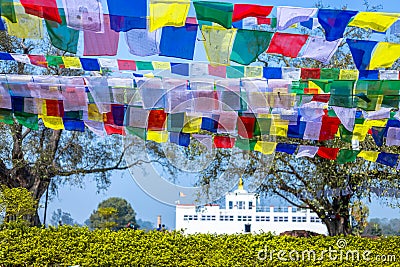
45;9;79;53
320;68;340;79
0;109;13;124
0;0;16;22
336;149;360;164
291;81;307;94
226;66;244;78
14;112;38;130
381;80;400;96
329;80;356;108
136;61;154;71
382;95;400;109
254;117;271;136
193;1;233;29
46;56;64;67
355;80;382;95
64;111;83;120
167;113;185;132
125;126;147;140
230;29;273;65
235;138;257;151
310;79;332;93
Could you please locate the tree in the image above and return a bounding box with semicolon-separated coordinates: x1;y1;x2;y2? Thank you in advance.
88;197;138;230
136;218;155;231
0;186;37;225
50;208;77;226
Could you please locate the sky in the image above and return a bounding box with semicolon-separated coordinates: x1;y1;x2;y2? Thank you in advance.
40;0;400;228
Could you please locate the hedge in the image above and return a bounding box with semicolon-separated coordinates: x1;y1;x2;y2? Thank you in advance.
0;226;398;266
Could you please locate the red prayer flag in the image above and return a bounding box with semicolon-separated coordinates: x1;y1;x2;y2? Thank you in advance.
147;110;167;131
104;124;125;135
46;99;64;117
266;32;308;58
257;17;272;25
319;115;340;141
312;94;331;103
20;0;61;23
118;60;136;71
232;4;273;22
317;147;340;160
214;136;235;148
28;55;47;68
237;116;256;138
301;68;321;80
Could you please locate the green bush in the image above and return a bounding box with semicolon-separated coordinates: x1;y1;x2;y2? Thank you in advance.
0;226;398;266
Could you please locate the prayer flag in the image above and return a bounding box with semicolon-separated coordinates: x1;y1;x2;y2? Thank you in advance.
62;0;103;32
275;143;297;154
301;37;341;63
232;4;272;22
160;24;198;60
84;15;119;56
193;1;233;28
346;39;378;70
0;0;16;22
147;109;167;131
317;147;340;160
214;135;235;148
296;145;318;158
20;0;61;23
369;42;400;70
169;132;190;147
336;149;360;164
348;12;399;32
254;141;276;155
106;0;147;31
147;130;168;143
277;6;317;30
318;9;358;41
126;28;160;57
266;32;308;58
6;4;43;39
202;25;237;65
376;152;398;167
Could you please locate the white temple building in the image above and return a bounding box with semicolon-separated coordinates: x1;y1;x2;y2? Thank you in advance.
176;178;328;235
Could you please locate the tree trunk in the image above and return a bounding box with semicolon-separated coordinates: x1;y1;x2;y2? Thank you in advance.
324;215;351;236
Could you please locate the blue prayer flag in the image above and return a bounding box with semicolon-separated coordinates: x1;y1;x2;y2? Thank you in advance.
171;63;189;76
346;39;378;70
170;132;190;147
107;0;147;31
111;104;126;126
201;116;219;133
11;96;24;112
80;58;100;71
0;52;14;60
160;24;198;60
376;152;399;167
358;70;379;80
263;67;282;79
276;143;298;155
371;127;386;147
63;119;85;132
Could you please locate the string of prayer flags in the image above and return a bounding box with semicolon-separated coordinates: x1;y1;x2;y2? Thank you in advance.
348;12;399;32
62;0;104;32
277;6;318;31
106;0;147;31
318;9;358;41
45;9;79;53
20;0;61;23
232;4;273;22
84;15;119;56
266;32;308;58
301;37;341;63
369;42;400;70
149;0;190;32
193;1;234;29
202;25;237;65
159;24;198;60
230;29;273;65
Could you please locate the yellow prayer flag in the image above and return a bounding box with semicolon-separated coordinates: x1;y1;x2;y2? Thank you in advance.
147;130;168;143
6;4;43;39
244;66;263;78
348;12;399;32
364;119;388;128
352;124;370;141
182;116;202;133
357;151;379;162
202;25;237;66
339;69;359;80
308;81;323;94
149;0;190;32
88;104;103;122
62;56;82;69
152;61;171;70
144;73;155;78
41;115;64;130
270;119;288;137
254;141;277;155
369;42;400;70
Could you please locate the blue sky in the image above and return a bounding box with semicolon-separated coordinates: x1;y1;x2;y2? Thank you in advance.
40;0;400;228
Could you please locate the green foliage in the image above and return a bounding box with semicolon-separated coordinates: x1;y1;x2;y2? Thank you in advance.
88;197;138;230
364;218;400;236
0;227;398;266
50;208;78;226
0;186;37;226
